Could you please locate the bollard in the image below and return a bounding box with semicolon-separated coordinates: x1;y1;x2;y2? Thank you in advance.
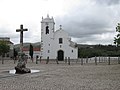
36;56;38;64
101;56;103;62
2;59;4;64
108;56;110;65
81;57;83;65
1;57;4;64
68;57;70;65
103;56;106;62
65;57;67;63
118;57;120;64
56;57;59;64
95;56;97;65
46;56;49;64
40;56;42;63
99;56;100;63
86;57;88;63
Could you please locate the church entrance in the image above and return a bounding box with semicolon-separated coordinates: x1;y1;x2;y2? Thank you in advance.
57;50;64;61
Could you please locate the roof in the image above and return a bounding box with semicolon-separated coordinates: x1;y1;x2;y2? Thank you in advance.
54;28;69;38
41;15;54;23
22;48;41;51
69;40;78;48
7;41;14;44
0;37;14;44
0;40;14;44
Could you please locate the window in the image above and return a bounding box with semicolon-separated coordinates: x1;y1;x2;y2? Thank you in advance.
46;26;49;34
48;50;50;53
59;38;63;44
72;50;73;53
60;45;62;48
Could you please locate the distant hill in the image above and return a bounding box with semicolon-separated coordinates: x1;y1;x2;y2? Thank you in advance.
77;44;94;48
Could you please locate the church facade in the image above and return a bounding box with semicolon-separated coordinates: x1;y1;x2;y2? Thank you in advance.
40;15;78;60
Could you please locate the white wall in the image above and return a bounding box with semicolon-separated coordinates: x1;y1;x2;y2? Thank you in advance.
41;16;78;60
41;16;55;59
52;29;78;59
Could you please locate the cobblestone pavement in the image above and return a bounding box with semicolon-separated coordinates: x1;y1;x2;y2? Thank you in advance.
0;59;120;90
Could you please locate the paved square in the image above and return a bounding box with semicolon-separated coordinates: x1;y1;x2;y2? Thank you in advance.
0;59;120;90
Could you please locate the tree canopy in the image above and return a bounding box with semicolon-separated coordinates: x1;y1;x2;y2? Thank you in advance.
114;23;120;46
0;41;10;56
78;45;120;58
29;44;33;59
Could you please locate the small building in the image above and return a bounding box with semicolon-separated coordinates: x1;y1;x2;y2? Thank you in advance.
40;15;78;60
22;47;41;59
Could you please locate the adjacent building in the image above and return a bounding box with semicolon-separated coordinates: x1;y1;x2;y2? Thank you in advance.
23;47;41;59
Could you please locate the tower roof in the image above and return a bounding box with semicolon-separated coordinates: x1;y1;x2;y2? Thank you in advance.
41;15;54;23
59;25;62;30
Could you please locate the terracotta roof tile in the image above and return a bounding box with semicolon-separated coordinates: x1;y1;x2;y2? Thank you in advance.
22;48;41;51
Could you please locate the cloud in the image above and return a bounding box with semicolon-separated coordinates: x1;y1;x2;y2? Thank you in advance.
55;0;119;44
71;32;116;45
94;0;120;6
0;0;120;45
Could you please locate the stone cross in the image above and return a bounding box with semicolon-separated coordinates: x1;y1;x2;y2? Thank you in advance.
16;24;28;53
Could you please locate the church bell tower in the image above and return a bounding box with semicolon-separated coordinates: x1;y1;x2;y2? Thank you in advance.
41;15;55;59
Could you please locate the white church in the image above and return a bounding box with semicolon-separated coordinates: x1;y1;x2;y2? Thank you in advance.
40;15;78;61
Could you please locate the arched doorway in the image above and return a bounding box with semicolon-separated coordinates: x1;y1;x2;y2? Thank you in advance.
57;50;64;61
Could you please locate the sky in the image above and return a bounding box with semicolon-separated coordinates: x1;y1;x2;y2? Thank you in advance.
0;0;120;45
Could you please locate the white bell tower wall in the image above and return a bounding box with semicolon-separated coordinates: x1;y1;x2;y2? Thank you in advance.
41;15;55;59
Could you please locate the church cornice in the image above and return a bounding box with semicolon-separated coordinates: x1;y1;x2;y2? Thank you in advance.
41;21;54;23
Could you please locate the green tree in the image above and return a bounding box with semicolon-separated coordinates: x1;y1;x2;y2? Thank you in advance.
29;44;33;61
0;41;10;64
13;48;18;60
114;23;120;46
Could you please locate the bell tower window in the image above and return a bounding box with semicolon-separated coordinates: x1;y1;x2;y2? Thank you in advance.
46;26;49;34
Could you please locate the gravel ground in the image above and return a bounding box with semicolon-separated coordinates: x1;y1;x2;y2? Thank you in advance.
0;59;120;90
